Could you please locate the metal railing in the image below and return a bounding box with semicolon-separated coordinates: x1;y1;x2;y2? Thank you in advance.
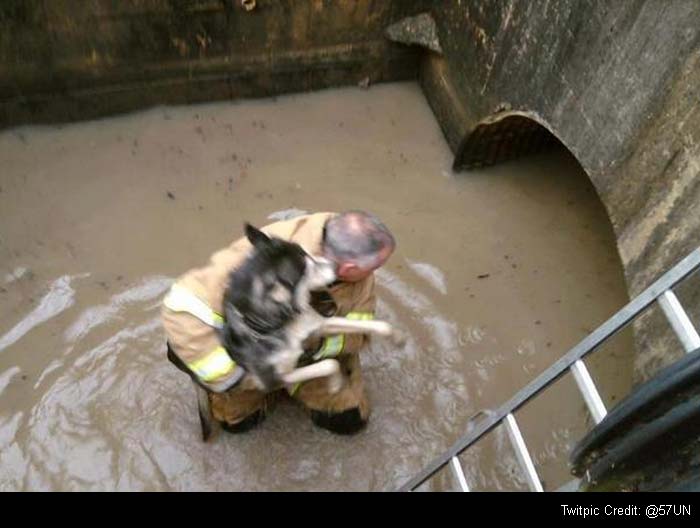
399;248;700;492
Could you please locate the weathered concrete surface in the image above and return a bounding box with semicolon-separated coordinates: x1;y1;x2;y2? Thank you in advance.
0;0;428;126
385;12;442;54
418;0;700;382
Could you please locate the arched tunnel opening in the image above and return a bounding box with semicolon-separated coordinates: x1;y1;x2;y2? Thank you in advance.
453;113;562;171
434;113;638;491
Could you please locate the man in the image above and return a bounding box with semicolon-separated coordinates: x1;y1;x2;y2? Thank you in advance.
161;211;396;435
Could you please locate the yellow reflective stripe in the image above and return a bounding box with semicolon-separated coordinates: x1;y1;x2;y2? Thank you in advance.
346;311;374;321
187;346;236;382
288;382;302;396
314;334;345;360
311;313;374;360
163;284;224;328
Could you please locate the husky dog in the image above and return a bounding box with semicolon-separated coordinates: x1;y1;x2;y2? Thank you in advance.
218;223;398;394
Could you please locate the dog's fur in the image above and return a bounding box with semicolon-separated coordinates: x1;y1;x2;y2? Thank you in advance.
218;223;397;394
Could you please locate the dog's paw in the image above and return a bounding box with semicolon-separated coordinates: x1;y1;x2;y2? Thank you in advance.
373;321;393;337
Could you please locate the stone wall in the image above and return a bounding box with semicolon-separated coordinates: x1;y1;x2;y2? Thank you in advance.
0;0;428;125
420;0;700;381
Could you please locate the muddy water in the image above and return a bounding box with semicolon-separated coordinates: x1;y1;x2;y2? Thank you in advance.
0;82;633;491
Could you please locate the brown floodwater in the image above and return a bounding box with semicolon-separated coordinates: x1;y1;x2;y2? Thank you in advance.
0;82;633;491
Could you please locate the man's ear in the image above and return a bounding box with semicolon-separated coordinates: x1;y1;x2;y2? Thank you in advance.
244;223;271;249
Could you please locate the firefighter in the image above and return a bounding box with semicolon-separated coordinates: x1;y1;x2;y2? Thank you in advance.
162;211;396;435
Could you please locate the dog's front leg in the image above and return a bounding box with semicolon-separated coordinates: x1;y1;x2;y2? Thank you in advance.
318;317;405;346
318;317;393;336
281;359;343;393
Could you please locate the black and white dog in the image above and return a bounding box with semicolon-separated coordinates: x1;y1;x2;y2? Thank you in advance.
218;223;397;394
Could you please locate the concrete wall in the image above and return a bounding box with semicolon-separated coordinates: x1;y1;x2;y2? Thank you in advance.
0;0;427;125
420;0;700;381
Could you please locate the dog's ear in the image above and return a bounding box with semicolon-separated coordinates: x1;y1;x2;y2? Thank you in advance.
245;223;271;249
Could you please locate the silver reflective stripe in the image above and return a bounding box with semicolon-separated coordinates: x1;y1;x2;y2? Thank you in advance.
200;367;245;393
163;284;224;329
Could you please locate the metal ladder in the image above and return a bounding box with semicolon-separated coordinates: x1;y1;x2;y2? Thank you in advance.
398;248;700;492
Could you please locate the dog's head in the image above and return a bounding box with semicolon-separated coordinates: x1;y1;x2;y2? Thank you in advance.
223;224;336;334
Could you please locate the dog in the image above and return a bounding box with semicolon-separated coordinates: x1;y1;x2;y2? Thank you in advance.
217;223;399;395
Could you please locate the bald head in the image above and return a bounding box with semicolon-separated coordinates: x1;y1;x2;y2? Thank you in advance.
322;211;395;281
